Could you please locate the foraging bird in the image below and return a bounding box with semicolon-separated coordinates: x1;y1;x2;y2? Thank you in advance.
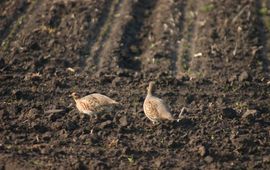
143;81;174;124
71;92;119;117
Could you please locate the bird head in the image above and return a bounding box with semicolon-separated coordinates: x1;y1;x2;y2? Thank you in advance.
70;92;79;100
147;81;155;95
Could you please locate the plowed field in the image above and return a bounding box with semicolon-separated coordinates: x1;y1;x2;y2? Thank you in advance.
0;0;270;169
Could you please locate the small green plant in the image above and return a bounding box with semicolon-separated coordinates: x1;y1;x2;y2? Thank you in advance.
265;19;270;31
259;7;268;16
99;21;110;39
223;85;230;92
31;160;44;166
83;140;91;145
235;102;248;111
5;144;12;149
150;42;156;49
127;156;134;163
182;51;190;70
201;3;215;12
187;69;203;79
40;25;56;34
161;138;164;144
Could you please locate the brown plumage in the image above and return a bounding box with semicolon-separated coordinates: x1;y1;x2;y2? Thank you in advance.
71;92;119;116
143;81;174;123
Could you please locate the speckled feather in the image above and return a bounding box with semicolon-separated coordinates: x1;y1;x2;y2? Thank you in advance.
72;93;119;115
143;82;174;123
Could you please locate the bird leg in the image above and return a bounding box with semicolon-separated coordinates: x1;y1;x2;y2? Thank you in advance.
88;113;96;120
79;112;85;119
177;107;187;122
93;114;98;120
178;107;186;118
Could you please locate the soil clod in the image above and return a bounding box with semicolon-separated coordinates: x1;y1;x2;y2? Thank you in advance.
119;115;128;127
222;108;238;119
198;145;207;157
241;109;258;119
204;156;214;163
99;120;113;129
239;71;250;82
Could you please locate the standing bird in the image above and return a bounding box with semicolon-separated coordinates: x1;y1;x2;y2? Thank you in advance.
143;81;174;124
71;92;119;118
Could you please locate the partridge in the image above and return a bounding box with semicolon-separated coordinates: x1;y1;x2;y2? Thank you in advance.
143;81;174;123
71;92;119;117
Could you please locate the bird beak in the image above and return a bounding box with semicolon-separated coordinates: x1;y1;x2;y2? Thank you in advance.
69;92;76;97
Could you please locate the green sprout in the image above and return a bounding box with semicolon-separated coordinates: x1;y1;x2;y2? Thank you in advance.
201;3;215;12
259;7;268;16
127;157;134;163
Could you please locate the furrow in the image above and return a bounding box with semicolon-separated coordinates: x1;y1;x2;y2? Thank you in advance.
0;0;32;50
175;0;198;78
91;0;135;74
116;0;157;71
192;0;234;80
179;0;261;80
256;0;270;78
0;0;117;80
94;0;158;74
84;0;122;72
45;0;112;70
139;0;185;76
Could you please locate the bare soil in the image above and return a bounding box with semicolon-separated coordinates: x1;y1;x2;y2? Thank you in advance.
0;0;270;169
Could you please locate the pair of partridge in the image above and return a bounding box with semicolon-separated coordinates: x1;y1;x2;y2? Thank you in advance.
72;81;175;123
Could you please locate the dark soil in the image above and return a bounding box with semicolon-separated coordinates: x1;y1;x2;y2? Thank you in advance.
0;0;270;169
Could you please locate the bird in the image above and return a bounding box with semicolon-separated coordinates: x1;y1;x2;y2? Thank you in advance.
143;81;174;124
71;92;119;118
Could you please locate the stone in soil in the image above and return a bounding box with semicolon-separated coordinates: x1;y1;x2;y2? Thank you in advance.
204;156;214;163
198;145;207;157
239;71;250;82
99;120;113;129
241;109;258;119
119;115;128;127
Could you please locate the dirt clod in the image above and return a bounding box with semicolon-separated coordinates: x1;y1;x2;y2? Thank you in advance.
198;145;207;157
263;156;270;163
204;156;214;163
119;115;128;127
49;111;65;122
0;57;5;68
0;110;8;119
99;120;112;129
241;109;258;119
66;121;78;131
154;159;162;168
239;71;250;82
33;124;48;134
222;108;238;119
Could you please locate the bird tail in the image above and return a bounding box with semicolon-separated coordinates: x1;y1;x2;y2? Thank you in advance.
111;100;123;109
111;100;120;105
